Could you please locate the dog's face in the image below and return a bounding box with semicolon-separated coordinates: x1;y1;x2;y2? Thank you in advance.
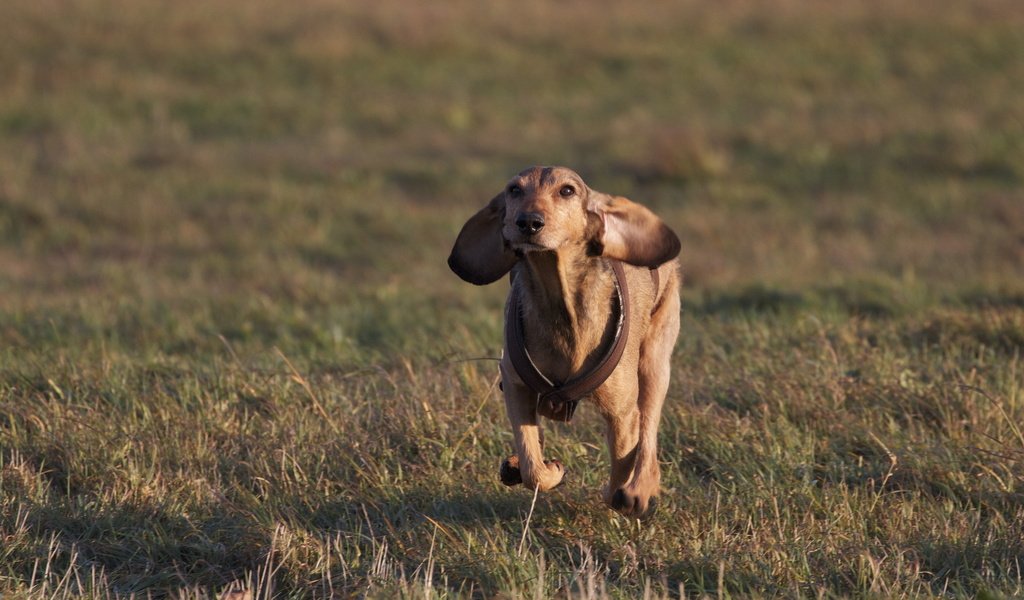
448;165;680;285
501;166;597;256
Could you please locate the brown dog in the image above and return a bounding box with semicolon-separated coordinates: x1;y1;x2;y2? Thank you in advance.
448;166;680;516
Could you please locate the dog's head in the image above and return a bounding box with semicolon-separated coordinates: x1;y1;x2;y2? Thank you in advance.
448;166;680;285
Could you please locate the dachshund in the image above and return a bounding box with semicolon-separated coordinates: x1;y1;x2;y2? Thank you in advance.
448;166;680;516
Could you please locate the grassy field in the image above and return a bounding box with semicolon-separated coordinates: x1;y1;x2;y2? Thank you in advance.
1;0;1023;597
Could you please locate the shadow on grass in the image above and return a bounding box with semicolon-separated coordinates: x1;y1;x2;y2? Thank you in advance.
307;486;533;532
958;288;1024;309
13;498;270;595
685;283;906;317
303;486;568;594
686;284;807;316
913;531;1024;597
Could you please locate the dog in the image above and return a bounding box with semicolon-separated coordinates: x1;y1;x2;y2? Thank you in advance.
448;166;680;516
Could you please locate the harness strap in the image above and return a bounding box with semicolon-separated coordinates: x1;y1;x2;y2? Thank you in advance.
506;261;658;422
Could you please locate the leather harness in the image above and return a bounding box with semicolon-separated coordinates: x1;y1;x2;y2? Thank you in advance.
505;260;659;422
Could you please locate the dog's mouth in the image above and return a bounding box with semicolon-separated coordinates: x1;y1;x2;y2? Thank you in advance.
505;231;547;251
511;240;545;251
505;224;557;254
508;240;553;259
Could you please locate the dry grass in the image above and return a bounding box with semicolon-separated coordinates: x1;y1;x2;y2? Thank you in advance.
1;0;1022;597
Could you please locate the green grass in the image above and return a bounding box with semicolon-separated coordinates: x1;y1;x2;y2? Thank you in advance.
1;0;1023;597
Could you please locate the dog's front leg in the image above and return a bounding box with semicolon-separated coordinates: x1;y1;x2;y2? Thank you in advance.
498;363;565;491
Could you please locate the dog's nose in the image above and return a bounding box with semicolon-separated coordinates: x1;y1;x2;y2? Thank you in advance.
515;212;545;235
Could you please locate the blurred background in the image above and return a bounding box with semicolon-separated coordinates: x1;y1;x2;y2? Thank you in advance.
1;0;1023;596
2;0;1021;364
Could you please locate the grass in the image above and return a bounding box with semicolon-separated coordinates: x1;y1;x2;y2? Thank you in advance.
1;0;1023;597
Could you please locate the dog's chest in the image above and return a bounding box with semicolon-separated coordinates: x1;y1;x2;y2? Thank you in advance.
521;302;618;385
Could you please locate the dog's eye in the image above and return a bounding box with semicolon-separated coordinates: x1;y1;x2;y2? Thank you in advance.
508;185;523;197
559;185;576;198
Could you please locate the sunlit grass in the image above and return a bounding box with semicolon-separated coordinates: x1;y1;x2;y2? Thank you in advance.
1;0;1022;597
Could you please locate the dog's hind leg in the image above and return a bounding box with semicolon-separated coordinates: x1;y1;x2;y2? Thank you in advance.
600;382;641;511
608;288;681;517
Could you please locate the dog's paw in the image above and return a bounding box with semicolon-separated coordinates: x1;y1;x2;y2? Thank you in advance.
500;455;523;486
540;460;566;490
500;455;566;490
605;486;658;518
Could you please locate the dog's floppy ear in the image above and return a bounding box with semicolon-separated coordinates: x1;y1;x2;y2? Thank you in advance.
448;192;517;285
587;193;680;268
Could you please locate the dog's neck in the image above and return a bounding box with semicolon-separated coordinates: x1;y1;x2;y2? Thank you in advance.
513;247;617;378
